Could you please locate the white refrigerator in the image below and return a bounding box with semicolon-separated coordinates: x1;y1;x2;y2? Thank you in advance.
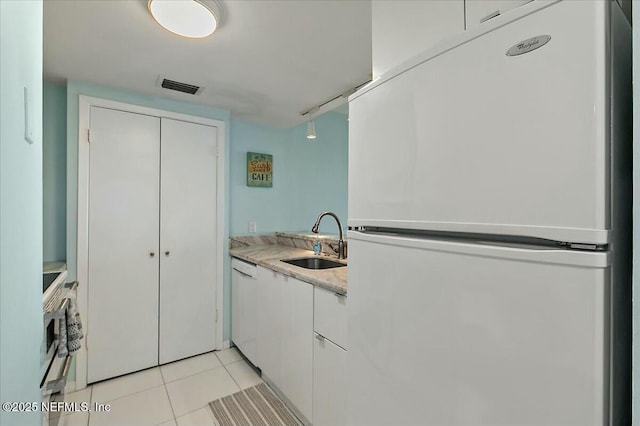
346;1;631;425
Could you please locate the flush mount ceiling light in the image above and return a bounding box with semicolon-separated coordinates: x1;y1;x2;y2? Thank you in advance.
148;0;222;39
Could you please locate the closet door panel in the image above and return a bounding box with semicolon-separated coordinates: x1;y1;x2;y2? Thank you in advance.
87;106;160;383
159;118;218;364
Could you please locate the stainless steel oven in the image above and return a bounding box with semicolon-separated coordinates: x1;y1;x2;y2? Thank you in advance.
41;270;67;378
41;347;72;426
41;272;75;426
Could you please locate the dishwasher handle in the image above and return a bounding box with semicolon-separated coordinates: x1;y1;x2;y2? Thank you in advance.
231;258;257;278
233;268;255;278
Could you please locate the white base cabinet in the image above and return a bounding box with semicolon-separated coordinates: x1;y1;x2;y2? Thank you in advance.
280;275;313;422
235;263;347;426
313;334;347;426
256;266;313;423
256;266;282;386
313;287;347;350
313;286;347;426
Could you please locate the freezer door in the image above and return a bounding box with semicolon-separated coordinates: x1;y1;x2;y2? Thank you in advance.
349;0;610;244
347;231;610;425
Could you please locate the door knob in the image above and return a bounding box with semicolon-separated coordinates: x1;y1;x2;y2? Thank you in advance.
149;252;156;257
164;251;170;256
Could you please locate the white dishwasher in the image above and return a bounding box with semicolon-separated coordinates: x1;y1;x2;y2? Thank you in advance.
231;258;258;366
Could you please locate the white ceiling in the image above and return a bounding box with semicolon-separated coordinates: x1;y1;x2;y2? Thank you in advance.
43;0;372;128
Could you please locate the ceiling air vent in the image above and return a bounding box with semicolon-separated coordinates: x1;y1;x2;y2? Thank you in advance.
161;78;200;95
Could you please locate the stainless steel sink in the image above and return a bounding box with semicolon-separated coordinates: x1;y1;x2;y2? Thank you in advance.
282;257;346;270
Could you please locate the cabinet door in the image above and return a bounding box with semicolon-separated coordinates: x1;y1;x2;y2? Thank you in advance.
313;334;347;426
465;0;531;29
159;118;218;364
314;287;347;349
256;266;282;383
87;106;160;383
280;276;313;422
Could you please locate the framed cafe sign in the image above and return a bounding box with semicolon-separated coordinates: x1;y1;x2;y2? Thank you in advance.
247;152;273;187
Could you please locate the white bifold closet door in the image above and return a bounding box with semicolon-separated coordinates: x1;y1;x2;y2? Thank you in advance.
88;107;160;383
87;107;218;383
159;118;217;364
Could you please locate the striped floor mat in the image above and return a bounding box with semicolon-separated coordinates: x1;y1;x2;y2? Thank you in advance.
208;383;303;426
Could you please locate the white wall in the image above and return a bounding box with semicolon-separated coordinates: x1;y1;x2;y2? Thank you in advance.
0;1;43;425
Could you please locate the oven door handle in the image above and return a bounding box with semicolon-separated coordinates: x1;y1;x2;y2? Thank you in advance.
46;355;72;393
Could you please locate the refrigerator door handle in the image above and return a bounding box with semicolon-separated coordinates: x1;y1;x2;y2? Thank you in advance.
348;231;610;268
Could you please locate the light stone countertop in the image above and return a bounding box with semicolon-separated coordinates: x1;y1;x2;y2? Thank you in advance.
229;242;347;295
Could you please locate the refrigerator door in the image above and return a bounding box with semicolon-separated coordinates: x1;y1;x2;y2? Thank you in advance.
347;231;610;425
348;0;609;244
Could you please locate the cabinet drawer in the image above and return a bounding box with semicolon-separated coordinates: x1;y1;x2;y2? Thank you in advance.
313;333;347;426
314;287;347;349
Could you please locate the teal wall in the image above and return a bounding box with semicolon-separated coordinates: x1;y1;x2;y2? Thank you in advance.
230;121;291;234
287;112;348;233
0;1;43;425
230;111;348;236
43;83;67;261
49;80;348;346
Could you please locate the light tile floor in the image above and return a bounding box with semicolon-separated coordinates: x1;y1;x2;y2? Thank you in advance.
58;348;262;426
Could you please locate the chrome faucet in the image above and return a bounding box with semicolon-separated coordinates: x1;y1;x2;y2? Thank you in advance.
311;211;346;259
